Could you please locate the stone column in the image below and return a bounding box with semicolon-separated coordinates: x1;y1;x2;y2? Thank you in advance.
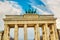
45;24;49;40
42;25;44;40
14;24;18;40
49;24;55;40
42;24;49;40
4;24;10;40
34;24;37;40
34;24;40;40
0;32;2;40
54;23;59;40
24;24;27;40
7;26;10;40
37;24;40;40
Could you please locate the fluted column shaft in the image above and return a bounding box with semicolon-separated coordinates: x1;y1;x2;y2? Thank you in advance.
45;24;49;40
34;24;40;40
50;24;55;40
4;24;10;40
54;24;59;40
24;24;27;40
42;24;49;40
0;32;2;40
37;24;40;40
34;24;37;40
14;24;18;40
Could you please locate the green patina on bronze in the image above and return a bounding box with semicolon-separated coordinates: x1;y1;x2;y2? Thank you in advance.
25;8;37;14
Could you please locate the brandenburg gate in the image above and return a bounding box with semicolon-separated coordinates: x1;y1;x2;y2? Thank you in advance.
3;14;59;40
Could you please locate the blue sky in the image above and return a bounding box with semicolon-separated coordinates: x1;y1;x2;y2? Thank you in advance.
0;0;52;14
11;0;52;13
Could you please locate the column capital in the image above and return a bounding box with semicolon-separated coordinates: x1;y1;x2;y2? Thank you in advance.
14;24;18;29
35;24;39;27
36;24;39;25
4;24;9;28
45;23;48;25
15;24;18;26
24;24;27;26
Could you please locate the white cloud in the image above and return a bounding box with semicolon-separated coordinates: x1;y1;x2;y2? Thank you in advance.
0;1;23;31
0;1;23;15
32;5;52;15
